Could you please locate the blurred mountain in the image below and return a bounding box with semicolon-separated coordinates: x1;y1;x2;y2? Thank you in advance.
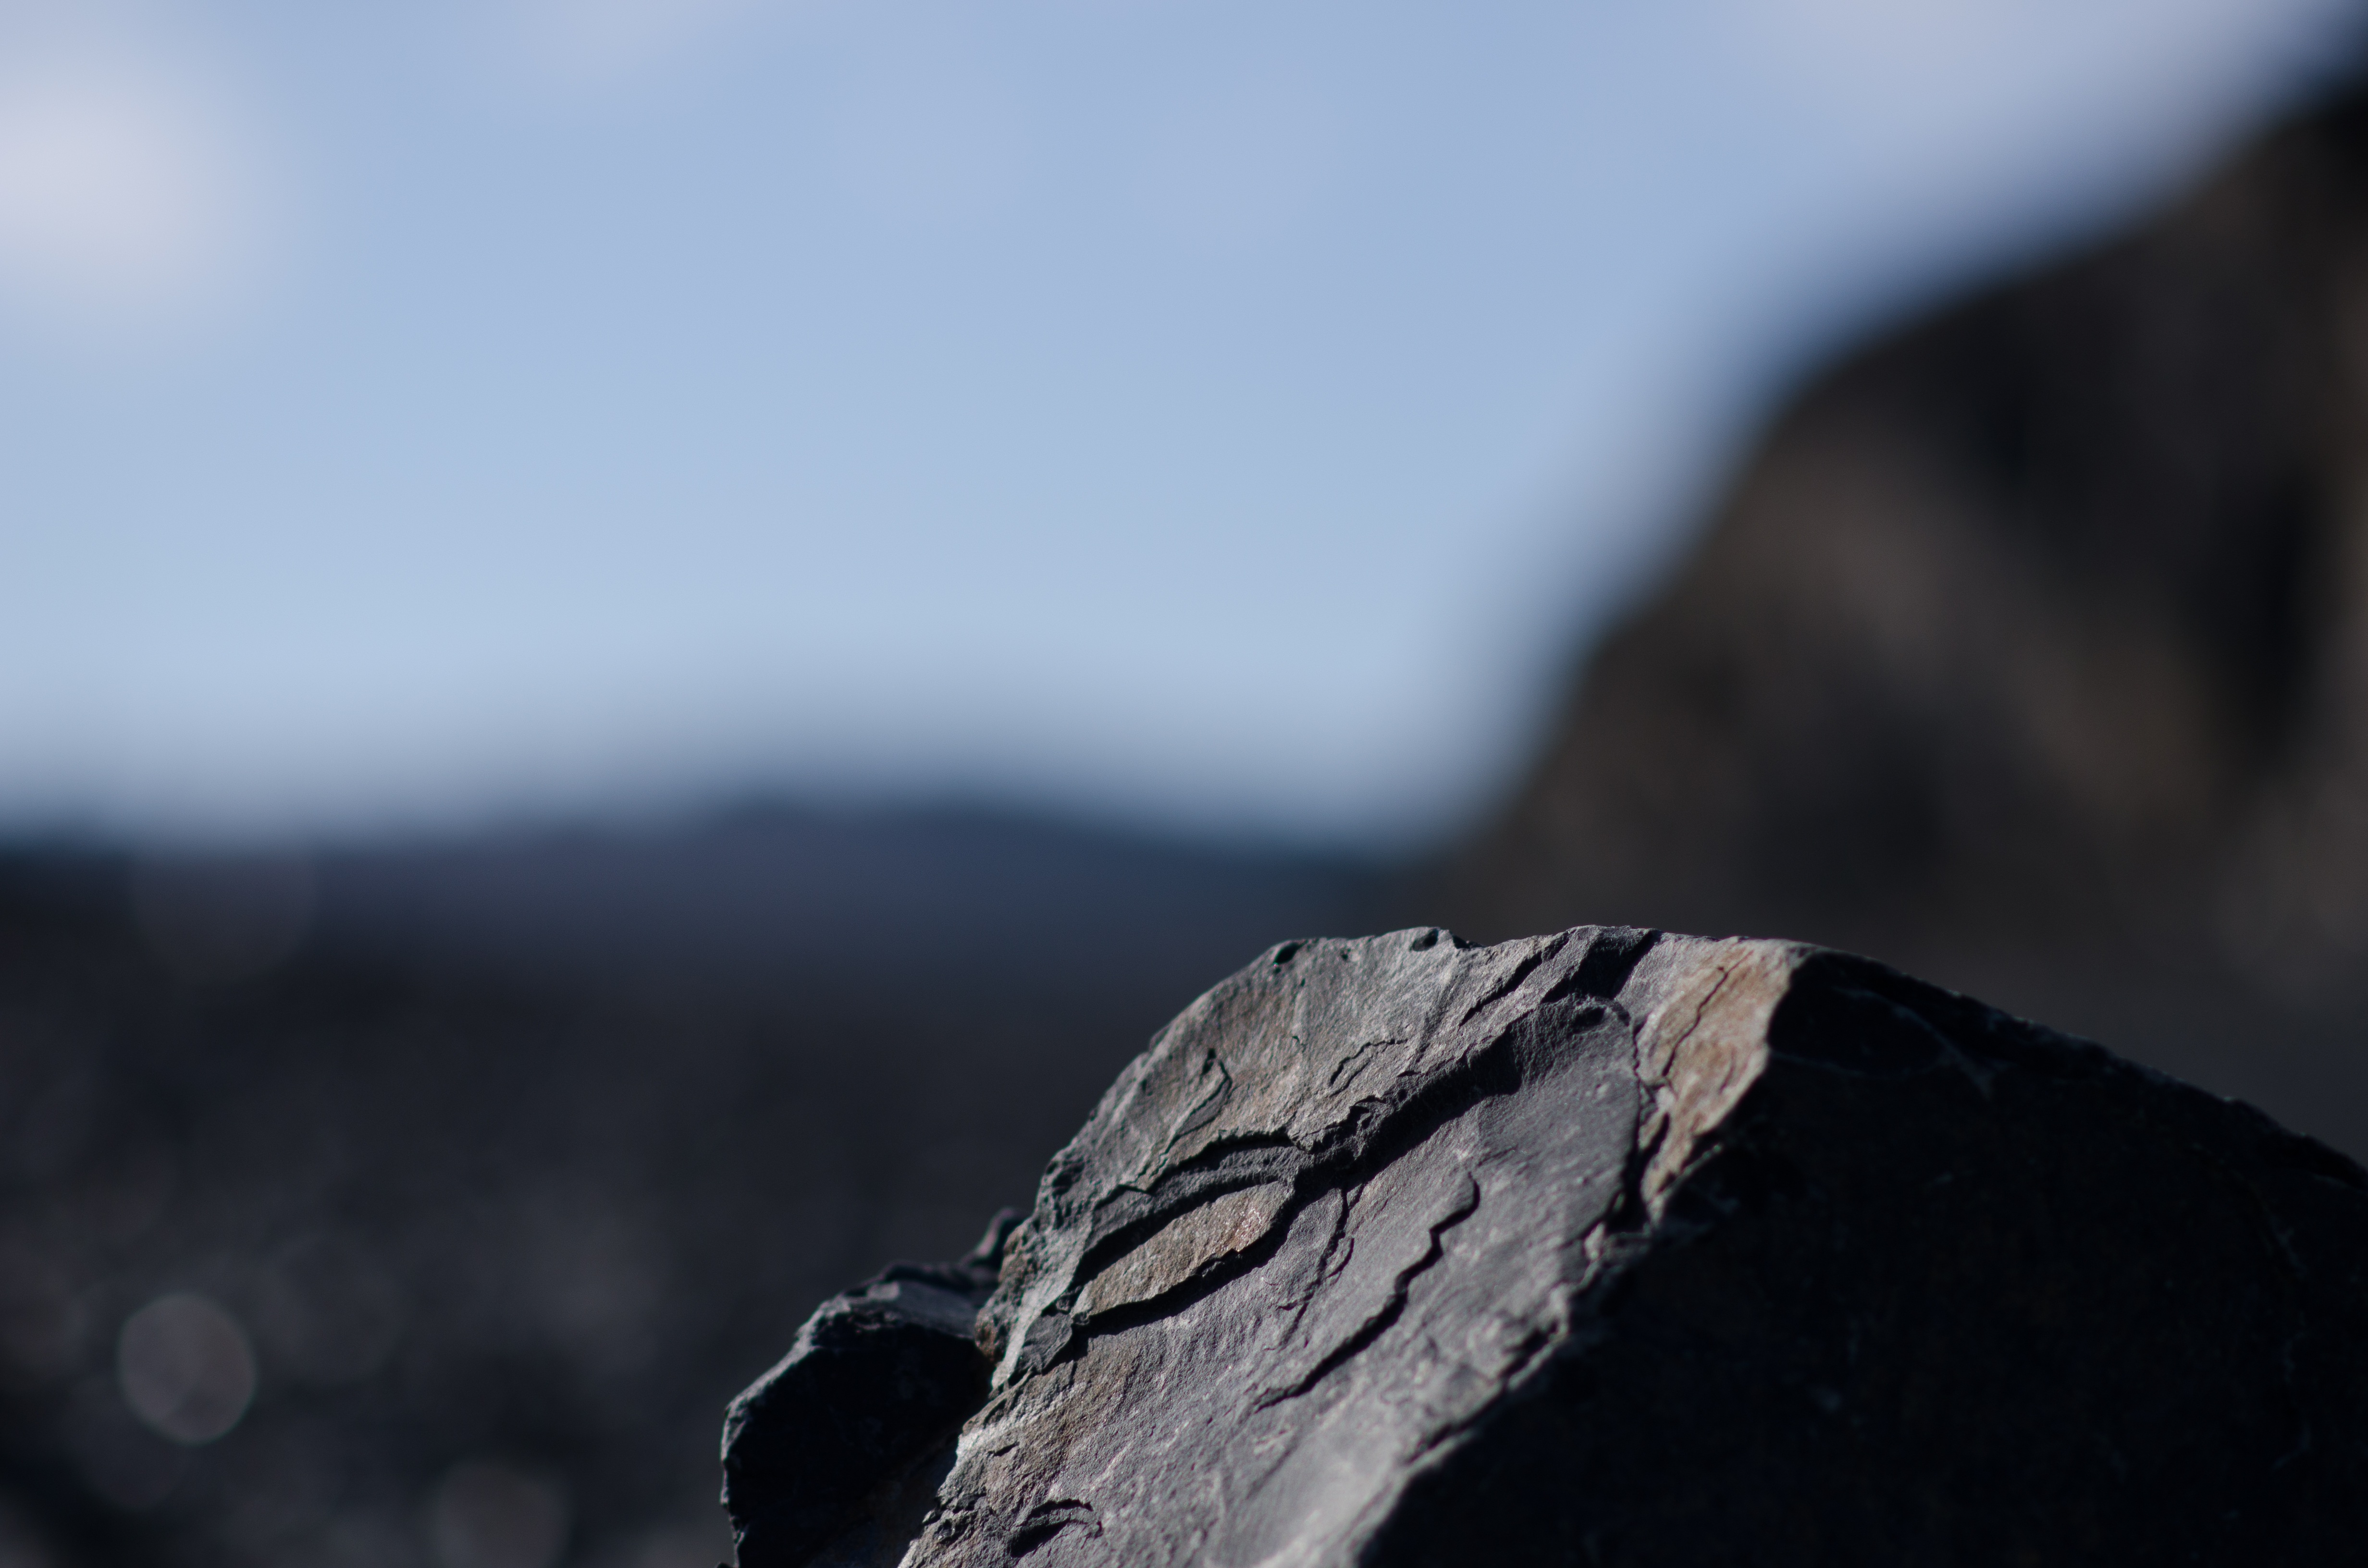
1450;74;2368;1156
0;808;1385;1568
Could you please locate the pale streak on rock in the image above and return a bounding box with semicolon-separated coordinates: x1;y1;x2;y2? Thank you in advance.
1076;1182;1293;1318
1635;938;1793;1217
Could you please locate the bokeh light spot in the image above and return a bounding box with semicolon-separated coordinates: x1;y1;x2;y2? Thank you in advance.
116;1291;258;1445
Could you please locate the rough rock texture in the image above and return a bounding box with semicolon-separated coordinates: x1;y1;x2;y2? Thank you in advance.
722;926;2368;1566
1449;78;2368;987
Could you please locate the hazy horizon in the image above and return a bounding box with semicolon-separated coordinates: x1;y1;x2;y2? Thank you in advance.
2;0;2358;853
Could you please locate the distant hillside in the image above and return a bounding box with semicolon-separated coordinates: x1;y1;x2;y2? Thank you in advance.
1449;77;2368;1152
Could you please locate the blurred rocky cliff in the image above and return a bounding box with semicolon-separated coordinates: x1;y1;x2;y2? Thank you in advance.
1451;74;2368;1155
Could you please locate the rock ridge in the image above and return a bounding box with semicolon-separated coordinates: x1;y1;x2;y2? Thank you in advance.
724;925;2368;1566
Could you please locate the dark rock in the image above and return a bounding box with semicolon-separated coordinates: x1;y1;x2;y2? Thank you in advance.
723;1213;1020;1568
729;925;2368;1565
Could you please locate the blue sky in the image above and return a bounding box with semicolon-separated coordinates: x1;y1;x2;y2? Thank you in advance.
0;0;2356;848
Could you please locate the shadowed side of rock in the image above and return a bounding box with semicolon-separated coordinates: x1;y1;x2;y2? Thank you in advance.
1366;951;2368;1565
721;1215;1017;1568
720;927;2368;1567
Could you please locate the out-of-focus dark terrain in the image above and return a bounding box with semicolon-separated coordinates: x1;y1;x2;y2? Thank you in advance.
0;813;1383;1568
13;60;2368;1568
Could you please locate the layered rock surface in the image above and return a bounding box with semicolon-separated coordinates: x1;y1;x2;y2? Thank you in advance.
722;926;2368;1566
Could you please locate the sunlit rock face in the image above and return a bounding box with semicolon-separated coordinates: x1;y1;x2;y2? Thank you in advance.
721;926;2368;1567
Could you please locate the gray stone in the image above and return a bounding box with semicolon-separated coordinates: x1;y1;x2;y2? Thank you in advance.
725;926;2368;1566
